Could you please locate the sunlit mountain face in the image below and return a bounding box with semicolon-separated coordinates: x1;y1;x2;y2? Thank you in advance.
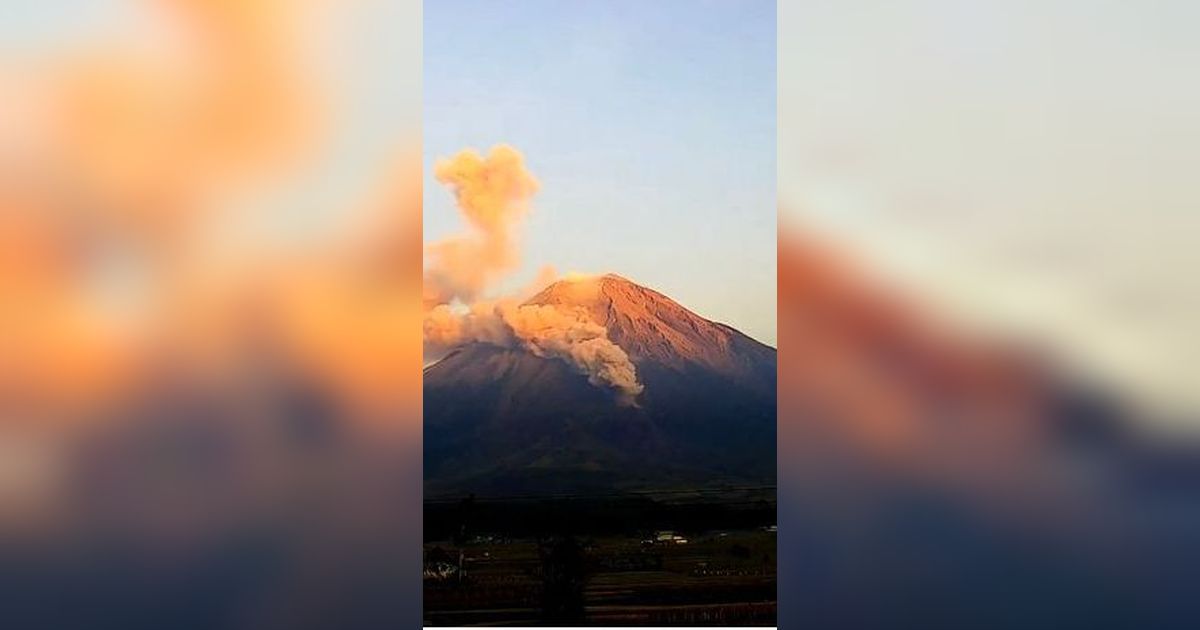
424;274;776;497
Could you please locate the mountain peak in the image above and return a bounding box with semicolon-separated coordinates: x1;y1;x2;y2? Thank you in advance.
527;272;686;329
526;273;774;381
533;271;636;297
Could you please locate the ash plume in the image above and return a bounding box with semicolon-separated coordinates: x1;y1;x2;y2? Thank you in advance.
424;145;538;306
425;300;643;403
422;145;643;403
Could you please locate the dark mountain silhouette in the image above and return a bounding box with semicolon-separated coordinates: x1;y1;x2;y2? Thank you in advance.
423;274;776;497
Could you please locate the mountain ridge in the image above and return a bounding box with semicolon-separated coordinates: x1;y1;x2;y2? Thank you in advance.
423;274;777;496
525;274;776;389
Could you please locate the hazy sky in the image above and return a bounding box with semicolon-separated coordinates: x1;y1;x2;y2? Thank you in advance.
779;1;1200;420
424;0;777;345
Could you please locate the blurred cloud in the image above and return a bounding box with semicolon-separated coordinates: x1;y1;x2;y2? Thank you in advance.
778;3;1200;628
1;1;423;628
779;0;1200;424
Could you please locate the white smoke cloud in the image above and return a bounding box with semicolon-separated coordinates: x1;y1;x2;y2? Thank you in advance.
423;145;538;306
425;300;643;403
422;146;643;403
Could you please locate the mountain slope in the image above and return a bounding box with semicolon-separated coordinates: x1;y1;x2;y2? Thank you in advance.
424;274;776;497
526;275;776;388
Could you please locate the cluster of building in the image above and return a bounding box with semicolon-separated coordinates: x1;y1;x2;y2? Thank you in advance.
642;530;689;545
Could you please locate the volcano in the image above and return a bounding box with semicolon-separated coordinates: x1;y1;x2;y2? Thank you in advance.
423;274;776;497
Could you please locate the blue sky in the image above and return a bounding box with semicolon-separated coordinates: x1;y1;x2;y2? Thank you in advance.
424;0;777;344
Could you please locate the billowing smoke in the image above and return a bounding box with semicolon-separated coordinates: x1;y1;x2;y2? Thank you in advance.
423;145;643;403
425;301;644;403
424;145;539;306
